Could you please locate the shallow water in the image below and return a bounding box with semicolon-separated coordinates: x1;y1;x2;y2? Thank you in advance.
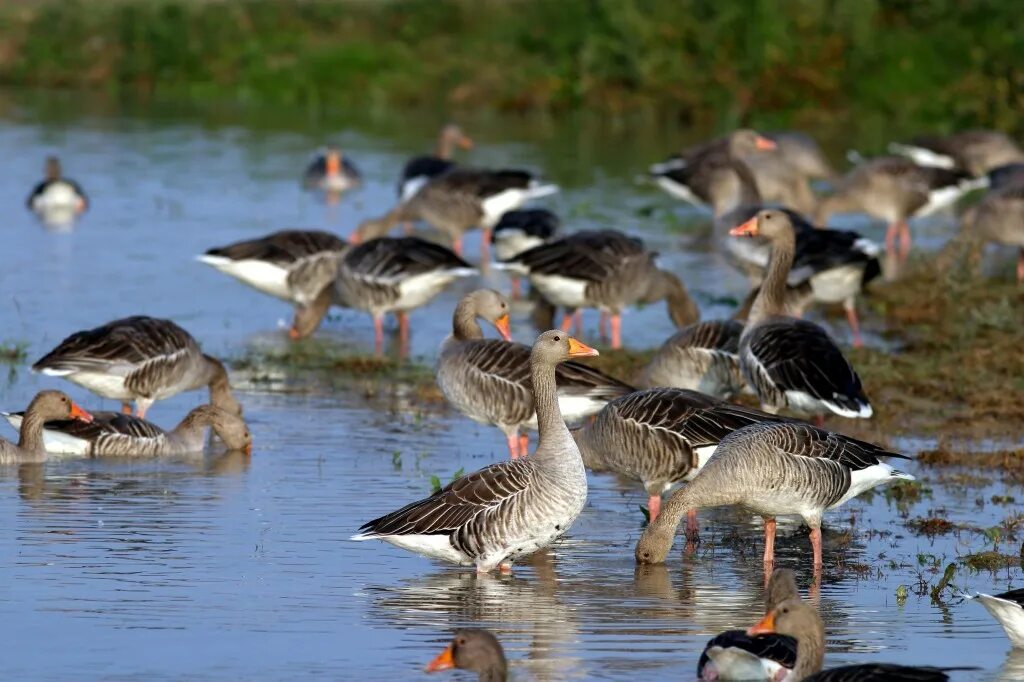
0;91;1017;679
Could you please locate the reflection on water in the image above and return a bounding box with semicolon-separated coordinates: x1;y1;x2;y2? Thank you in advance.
0;91;1012;678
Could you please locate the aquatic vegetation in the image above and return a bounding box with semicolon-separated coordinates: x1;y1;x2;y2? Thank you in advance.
0;341;28;364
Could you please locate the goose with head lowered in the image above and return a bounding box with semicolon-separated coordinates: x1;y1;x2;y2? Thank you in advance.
0;391;93;465
354;330;595;573
731;210;872;425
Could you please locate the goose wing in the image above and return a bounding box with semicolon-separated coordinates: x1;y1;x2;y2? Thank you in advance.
671;320;743;355
454;340;535;406
434;168;534;198
492;209;560;239
804;663;969;682
697;631;797;675
758;421;907;471
39;411;167;441
342;237;472;284
554;360;634;401
204;230;347;266
993;587;1024;606
614;388;777;447
510;230;645;282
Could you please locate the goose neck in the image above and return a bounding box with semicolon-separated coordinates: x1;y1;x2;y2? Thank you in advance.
788;618;826;679
452;298;484;341
17;410;48;458
530;356;569;458
747;232;795;327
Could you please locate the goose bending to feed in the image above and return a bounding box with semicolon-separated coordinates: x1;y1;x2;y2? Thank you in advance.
33;316;242;419
438;290;632;459
503;229;699;349
963;588;1024;648
889;129;1024;176
3;404;250;457
573;387;781;522
957;184;1024;283
639;320;745;398
27;156;88;222
732;210;872;423
0;391;93;464
698;569;799;682
749;598;973;681
815;155;985;261
634;420;912;571
425;629;507;681
399;124;474;201
491;208;560;298
302;146;361;194
354;330;596;573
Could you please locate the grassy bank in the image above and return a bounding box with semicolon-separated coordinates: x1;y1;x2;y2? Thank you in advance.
1;0;1022;132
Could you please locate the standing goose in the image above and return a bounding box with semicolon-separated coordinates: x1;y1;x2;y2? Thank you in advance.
399;124;474;201
33;316;242;419
749;599;971;681
503;230;699;349
491;208;560;298
698;568;800;682
963;588;1024;648
634;420;912;570
639;320;745;398
437;290;633;459
353;330;596;573
815;155;985;261
302;146;361;194
889;129;1024;176
732;210;872;423
3;404;251;457
0;391;93;464
957;184;1024;283
573;387;782;521
425;629;507;681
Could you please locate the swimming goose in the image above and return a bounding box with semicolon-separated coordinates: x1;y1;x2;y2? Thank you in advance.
353;330;595;573
0;391;93;464
27;156;88;217
33;316;242;419
889;129;1024;177
957;184;1024;283
302;146;361;194
634;420;912;569
749;599;971;681
3;404;251;457
638;320;746;398
572;387;782;521
815;155;985;261
697;568;800;682
964;588;1024;648
732;210;872;423
425;629;507;681
399;124;474;201
491;208;560;298
437;290;632;459
503;230;699;349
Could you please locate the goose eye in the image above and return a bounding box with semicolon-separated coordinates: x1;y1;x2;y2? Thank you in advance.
457;638;467;645
553;335;560;342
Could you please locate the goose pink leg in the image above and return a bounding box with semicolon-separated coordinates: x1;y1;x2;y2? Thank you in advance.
518;433;529;457
599;311;609;341
810;526;823;568
373;316;385;356
845;305;863;348
480;229;490;262
505;433;520;459
685;509;698;541
398;311;410;357
647;495;662;523
121;403;132;415
763;517;777;566
559;313;574;333
511;277;522;300
898;221;912;262
611;314;622;349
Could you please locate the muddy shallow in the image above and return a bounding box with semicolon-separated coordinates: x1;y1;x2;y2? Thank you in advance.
0;93;1018;679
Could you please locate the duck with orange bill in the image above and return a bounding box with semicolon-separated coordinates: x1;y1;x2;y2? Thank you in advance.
302;145;361;194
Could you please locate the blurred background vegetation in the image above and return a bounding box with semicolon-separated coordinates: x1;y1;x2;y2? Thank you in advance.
1;0;1021;134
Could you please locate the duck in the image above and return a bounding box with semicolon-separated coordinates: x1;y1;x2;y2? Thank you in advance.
437;290;633;459
697;568;800;682
0;391;93;464
963;588;1024;648
572;387;782;521
353;330;595;573
3;404;250;457
32;316;242;419
27;156;88;217
748;598;971;680
957;184;1024;283
638;320;745;398
491;208;560;298
399;124;474;201
889;129;1024;177
425;629;507;681
502;229;699;349
731;210;872;424
815;155;986;261
634;420;912;571
302;146;361;194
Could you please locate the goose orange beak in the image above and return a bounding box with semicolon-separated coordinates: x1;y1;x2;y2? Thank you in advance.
288;326;302;340
755;136;777;151
567;337;599;358
70;403;93;423
425;644;455;672
459;136;474;150
494;314;512;341
244;442;253;456
325;152;341;176
747;611;776;636
729;217;759;237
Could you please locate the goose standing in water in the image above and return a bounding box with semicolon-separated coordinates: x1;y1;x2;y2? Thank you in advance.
27;156;88;224
354;330;595;573
399;124;474;201
956;184;1024;283
889;129;1024;176
3;404;251;457
302;146;361;195
33;316;242;419
437;290;632;459
634;420;912;573
731;210;872;424
425;629;507;681
639;319;745;397
0;391;93;464
964;588;1024;648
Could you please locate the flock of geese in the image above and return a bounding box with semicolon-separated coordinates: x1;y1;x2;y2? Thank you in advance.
15;123;1024;681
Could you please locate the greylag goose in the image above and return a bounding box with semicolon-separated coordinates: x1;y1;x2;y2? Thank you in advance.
572;387;781;521
697;568;799;682
769;131;835;181
302;146;361;194
437;290;632;459
815;155;985;261
399;124;474;201
634;420;912;570
27;156;88;218
958;184;1024;283
0;391;93;464
963;588;1024;648
33;316;242;419
3;404;250;457
353;330;596;573
889;129;1024;176
638;320;746;398
732;210;872;423
502;229;699;349
491;208;560;298
425;629;507;681
749;599;972;681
